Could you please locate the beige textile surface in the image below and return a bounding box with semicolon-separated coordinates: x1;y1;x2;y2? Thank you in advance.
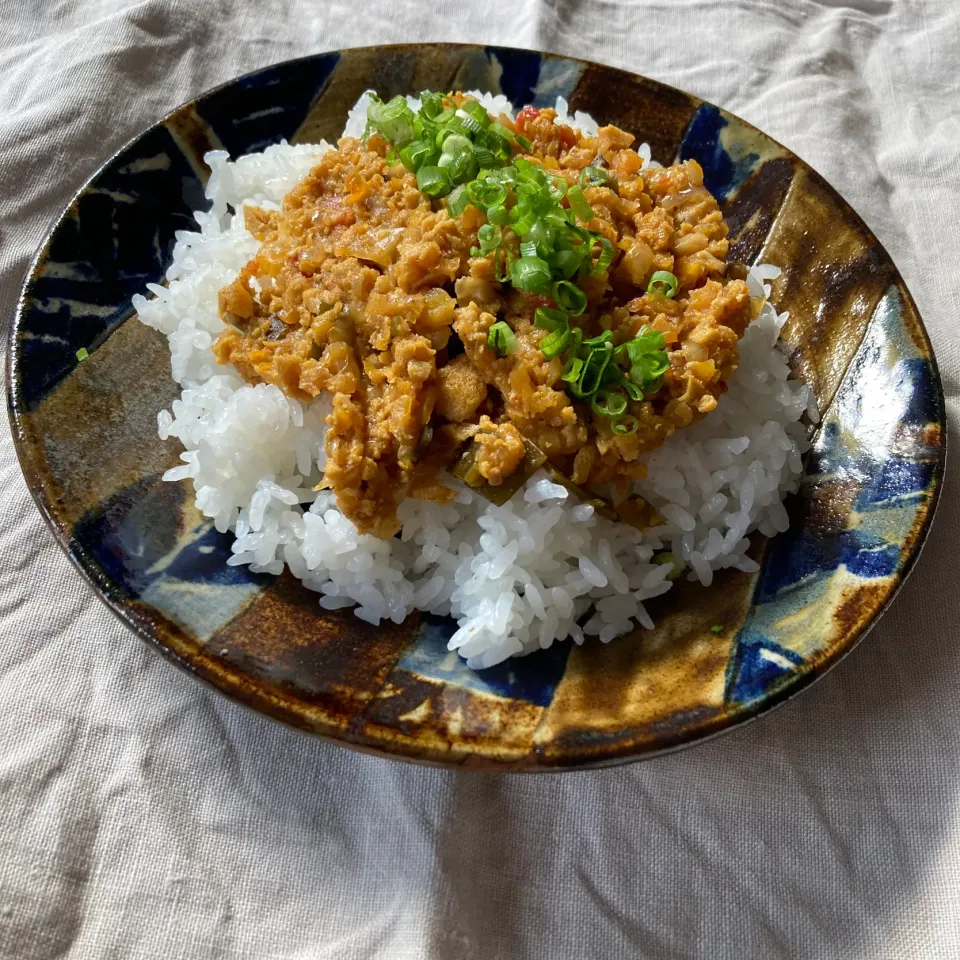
1;1;959;957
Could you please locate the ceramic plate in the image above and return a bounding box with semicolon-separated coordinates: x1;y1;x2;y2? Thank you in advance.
7;44;945;770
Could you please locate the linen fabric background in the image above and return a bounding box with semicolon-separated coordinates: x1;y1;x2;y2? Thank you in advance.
1;1;958;957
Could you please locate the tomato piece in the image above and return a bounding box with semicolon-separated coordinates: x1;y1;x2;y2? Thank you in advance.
526;294;556;310
516;105;540;132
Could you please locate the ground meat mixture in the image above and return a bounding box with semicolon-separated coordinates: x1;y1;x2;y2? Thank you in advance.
214;100;753;537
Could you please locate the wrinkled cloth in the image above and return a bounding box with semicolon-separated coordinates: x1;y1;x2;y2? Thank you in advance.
1;1;959;957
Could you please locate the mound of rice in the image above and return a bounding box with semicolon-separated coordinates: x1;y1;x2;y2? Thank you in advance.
134;93;817;669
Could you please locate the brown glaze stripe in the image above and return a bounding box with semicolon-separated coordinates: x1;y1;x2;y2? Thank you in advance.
293;46;506;146
164;103;225;183
568;66;699;165
532;562;761;764
352;669;545;767
295;47;413;144
756;165;894;415
725;156;796;267
206;573;420;731
20;318;181;528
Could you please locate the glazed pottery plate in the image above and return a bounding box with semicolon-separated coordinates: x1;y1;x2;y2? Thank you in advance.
7;44;945;770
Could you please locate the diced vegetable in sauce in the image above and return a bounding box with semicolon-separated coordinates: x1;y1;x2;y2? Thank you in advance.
212;91;754;537
452;436;546;505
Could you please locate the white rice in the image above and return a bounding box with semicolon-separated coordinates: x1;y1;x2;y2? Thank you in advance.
134;94;817;669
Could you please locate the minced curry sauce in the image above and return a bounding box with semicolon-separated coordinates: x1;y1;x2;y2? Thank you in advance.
214;97;753;538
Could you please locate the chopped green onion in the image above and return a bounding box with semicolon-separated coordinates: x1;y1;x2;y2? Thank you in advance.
591;389;628;418
436;120;467;147
509;205;539;235
473;145;497;168
441;133;473;156
567;185;594;223
551;280;587;316
611;414;639;436
516;133;533;150
513;158;538;181
616;328;669;391
446;184;468;216
416;165;452;197
519;240;538;260
710;624;725;634
566;326;583;358
76;347;89;362
590;236;616;275
476;223;502;255
366;95;415;145
618;326;666;355
460;114;486;136
487;321;517;357
630;352;670;390
487;204;510;226
534;307;568;331
573;344;613;398
579;166;609;188
438;149;476;183
466;180;507;210
527;218;555;253
582;330;613;348
420;92;448;121
509;256;551;294
653;552;683;580
552;248;583;280
562;356;585;383
540;325;570;358
620;379;643;401
648;270;679;298
399;139;435;172
461;99;492;127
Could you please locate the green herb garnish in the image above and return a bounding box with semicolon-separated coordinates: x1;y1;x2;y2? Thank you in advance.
653;552;683;580
365;92;518;194
615;327;670;393
647;270;679;299
611;415;639;436
487;321;517;357
591;389;628;419
578;166;609;188
368;92;672;426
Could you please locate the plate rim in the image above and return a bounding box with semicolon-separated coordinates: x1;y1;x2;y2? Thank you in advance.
6;41;948;771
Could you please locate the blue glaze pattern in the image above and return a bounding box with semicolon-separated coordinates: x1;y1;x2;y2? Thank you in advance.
726;285;943;703
398;616;572;708
19;126;202;408
679;105;763;201
7;45;945;768
195;54;340;156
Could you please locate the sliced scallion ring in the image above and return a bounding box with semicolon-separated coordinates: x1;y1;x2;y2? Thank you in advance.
487;321;517;357
590;236;616;275
534;307;568;331
578;166;609;188
591;389;628;418
647;270;679;298
509;255;551;293
416;165;452;197
611;414;639;436
567;185;594;223
540;325;570;358
551;280;587;316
